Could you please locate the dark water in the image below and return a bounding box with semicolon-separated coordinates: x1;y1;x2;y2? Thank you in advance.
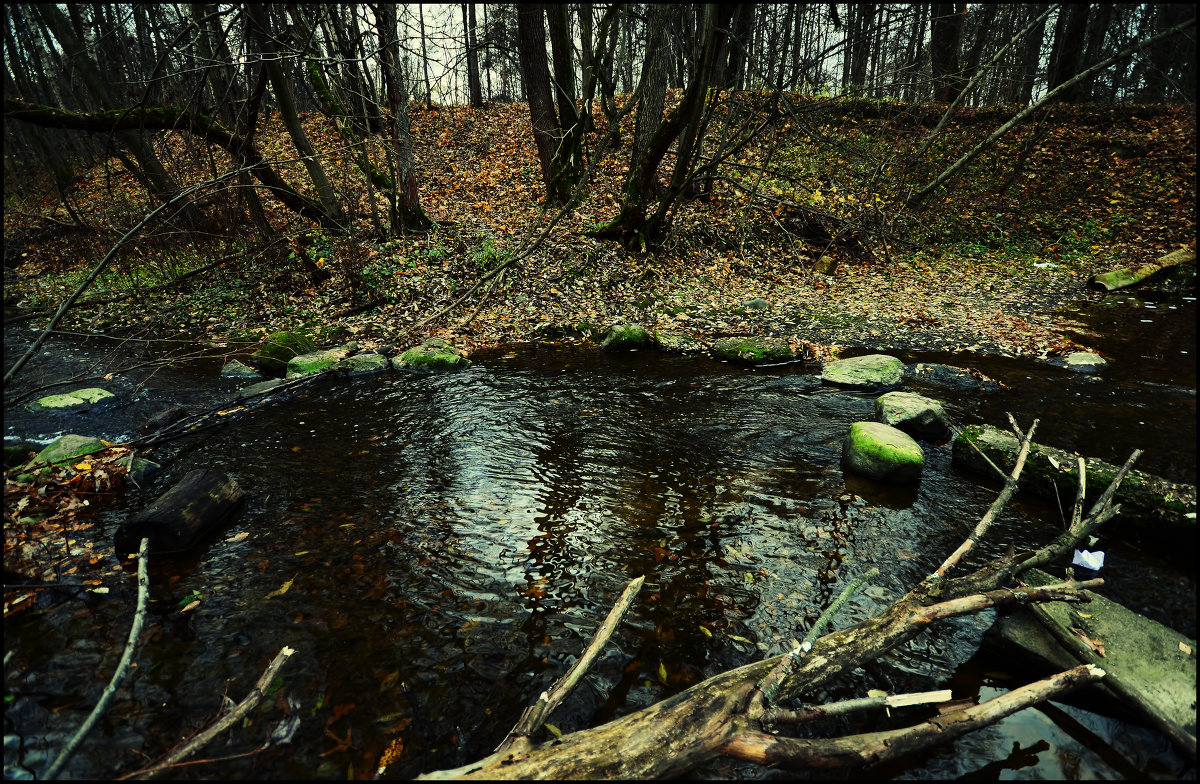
3;294;1195;780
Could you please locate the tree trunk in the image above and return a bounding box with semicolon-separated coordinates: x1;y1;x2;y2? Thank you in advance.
930;3;966;103
465;4;484;107
590;4;733;250
3;97;336;226
376;3;433;234
245;4;345;225
1046;3;1091;102
630;4;670;168
517;3;579;206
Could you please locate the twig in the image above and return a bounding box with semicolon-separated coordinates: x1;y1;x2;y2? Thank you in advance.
761;688;954;726
723;665;1105;770
747;568;879;718
43;536;151;780
126;646;295;779
933;417;1038;579
495;576;646;754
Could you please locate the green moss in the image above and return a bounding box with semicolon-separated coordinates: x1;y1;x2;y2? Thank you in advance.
712;337;792;364
250;330;318;377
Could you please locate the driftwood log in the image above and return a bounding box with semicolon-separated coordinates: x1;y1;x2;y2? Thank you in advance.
1089;247;1195;292
394;416;1148;779
114;469;244;556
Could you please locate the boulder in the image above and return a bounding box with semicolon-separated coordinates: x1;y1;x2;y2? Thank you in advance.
29;434;107;467
904;362;1005;392
711;336;792;364
144;405;188;432
601;324;652;351
875;391;950;439
652;332;707;354
394;339;471;371
249;330;317;377
343;352;390;376
743;297;769;311
822;354;904;390
286;349;343;378
842;421;925;482
221;359;261;379
953;424;1195;525
1060;351;1107;373
26;387;116;414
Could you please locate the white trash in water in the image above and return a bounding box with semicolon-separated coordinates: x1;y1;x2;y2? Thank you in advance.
1072;549;1105;570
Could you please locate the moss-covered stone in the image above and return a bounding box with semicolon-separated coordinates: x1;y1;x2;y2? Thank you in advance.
601;324;652;351
394;340;471;372
250;330;318;377
653;332;708;354
875;391;950;439
842;421;925;483
822;354;904;390
26;387;116;414
342;352;390;377
29;434;107;467
711;336;793;364
286;350;343;378
4;443;39;468
953;424;1195;526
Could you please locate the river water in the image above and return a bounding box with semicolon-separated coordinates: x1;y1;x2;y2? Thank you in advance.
3;291;1195;780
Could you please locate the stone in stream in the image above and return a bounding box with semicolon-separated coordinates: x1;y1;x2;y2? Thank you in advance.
249;330;318;377
394;338;471;371
842;421;925;483
875;391;950;440
26;387;116;414
822;354;904;390
600;323;652;352
711;336;792;364
904;362;1005;392
221;359;261;379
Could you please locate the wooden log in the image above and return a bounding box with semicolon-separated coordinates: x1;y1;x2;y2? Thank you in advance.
114;469;244;556
1088;247;1195;292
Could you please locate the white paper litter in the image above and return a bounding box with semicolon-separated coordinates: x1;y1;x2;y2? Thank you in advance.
1072;549;1105;570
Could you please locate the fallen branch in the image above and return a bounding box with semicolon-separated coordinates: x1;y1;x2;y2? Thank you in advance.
124;645;295;779
43;536;151;780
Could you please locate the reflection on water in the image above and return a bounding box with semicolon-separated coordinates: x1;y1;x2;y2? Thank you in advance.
4;334;1194;779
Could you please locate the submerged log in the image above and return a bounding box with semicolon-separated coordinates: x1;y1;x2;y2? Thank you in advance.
952;424;1196;525
1088;247;1195;292
114;469;244;556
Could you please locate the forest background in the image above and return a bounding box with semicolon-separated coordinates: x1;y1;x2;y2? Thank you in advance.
3;3;1195;362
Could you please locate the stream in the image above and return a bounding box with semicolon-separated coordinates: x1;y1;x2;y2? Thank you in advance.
3;290;1195;780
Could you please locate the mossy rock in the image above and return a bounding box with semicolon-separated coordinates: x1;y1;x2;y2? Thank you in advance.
29;434;107;468
601;324;652;351
250;330;318;377
842;422;925;483
394;340;471;372
822;354;904;390
26;387;116;414
286;350;343;378
875;391;950;439
343;352;390;377
711;336;792;364
953;424;1195;526
653;332;708;354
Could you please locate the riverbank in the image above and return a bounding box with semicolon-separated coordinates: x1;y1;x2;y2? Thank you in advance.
4;99;1194;363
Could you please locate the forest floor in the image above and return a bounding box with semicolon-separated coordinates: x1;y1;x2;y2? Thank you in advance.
4;96;1196;364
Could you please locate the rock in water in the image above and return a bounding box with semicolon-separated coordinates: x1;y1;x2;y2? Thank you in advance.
842;422;925;482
